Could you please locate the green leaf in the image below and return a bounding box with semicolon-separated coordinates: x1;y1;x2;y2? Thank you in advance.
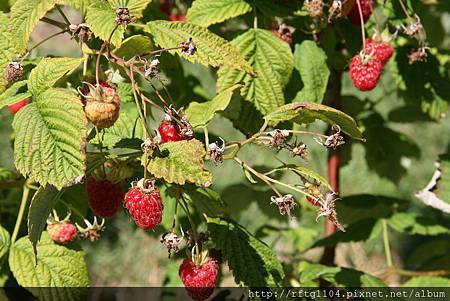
56;0;89;12
217;29;293;115
90;110;144;148
0;226;10;261
0;12;16;93
145;21;253;74
270;164;332;190
145;139;212;187
0;80;29;109
114;34;153;60
186;0;252;27
28;185;63;256
207;217;285;287
117;82;134;103
9;233;89;300
185;84;242;128
264;102;364;140
298;261;386;287
436;154;450;204
0;167;18;183
13;88;87;189
28;57;84;96
403;276;450;287
388;212;450;236
9;0;56;53
293;41;330;103
184;187;228;217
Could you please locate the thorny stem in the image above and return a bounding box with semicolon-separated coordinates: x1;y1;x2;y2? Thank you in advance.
382;219;393;268
56;5;71;26
11;184;30;244
356;0;367;49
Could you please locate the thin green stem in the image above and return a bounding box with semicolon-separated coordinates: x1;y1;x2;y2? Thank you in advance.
22;29;69;60
56;5;71;26
382;219;393;268
11;185;30;244
204;127;210;152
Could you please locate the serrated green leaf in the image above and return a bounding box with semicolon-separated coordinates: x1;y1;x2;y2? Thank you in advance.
9;0;56;53
9;233;89;300
56;0;89;12
184;187;228;217
243;168;258;184
186;0;252;27
186;84;242;128
145;20;253;74
270;164;332;190
28;185;63;256
90;110;144;148
0;12;16;93
0;80;29;109
114;34;153;60
217;29;293;115
207;217;284;287
145;139;212;187
28;57;84;96
264;102;364;140
298;261;386;287
293;41;330;103
13;88;87;189
117;82;134;103
388;212;450;235
0;226;10;261
403;276;450;287
109;0;152;17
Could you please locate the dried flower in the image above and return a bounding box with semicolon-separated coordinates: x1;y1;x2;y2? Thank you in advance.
180;38;197;56
115;7;135;26
304;0;324;18
328;0;342;22
69;23;93;44
208;138;225;165
316;192;345;232
270;194;296;217
4;62;23;85
264;129;290;149
76;216;106;241
408;45;429;64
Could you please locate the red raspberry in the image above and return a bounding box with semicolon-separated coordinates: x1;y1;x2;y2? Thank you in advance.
347;0;374;25
8;98;28;114
364;38;393;65
86;177;124;218
124;181;163;229
306;196;320;206
158;119;185;143
169;14;187;22
349;54;382;91
179;257;218;301
47;222;77;245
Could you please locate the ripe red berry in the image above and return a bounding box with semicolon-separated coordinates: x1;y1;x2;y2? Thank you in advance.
47;222;77;245
124;180;163;230
364;38;394;65
82;81;120;129
86;177;124;218
179;257;218;301
347;0;374;25
306;196;320;206
169;14;187;22
349;54;383;91
158;118;185;143
8;98;28;114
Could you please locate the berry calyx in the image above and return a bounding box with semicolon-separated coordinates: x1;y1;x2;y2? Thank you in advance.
8;98;28;114
347;0;374;25
124;179;163;230
46;211;77;245
364;38;394;65
349;53;383;91
179;256;218;301
86;177;124;218
80;81;120;129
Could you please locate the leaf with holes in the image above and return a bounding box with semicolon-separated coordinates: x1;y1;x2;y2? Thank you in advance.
186;0;252;27
186;84;242;128
28;57;84;96
207;217;284;287
217;29;293;115
12;88;87;189
145;21;253;74
9;0;56;53
145;139;212;187
9;233;89;301
28;185;64;256
293;41;330;103
264;102;364;140
0;80;29;109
